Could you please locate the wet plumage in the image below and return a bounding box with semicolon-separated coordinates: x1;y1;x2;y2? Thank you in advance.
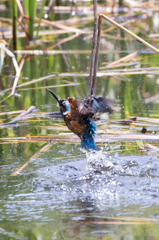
47;89;114;150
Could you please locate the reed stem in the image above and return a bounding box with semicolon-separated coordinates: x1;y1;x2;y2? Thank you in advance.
87;0;97;96
12;0;17;50
100;14;159;54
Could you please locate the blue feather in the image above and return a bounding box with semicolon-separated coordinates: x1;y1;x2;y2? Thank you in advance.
81;118;97;150
59;100;71;116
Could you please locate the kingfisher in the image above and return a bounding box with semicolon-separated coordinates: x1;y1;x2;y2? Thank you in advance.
47;88;114;150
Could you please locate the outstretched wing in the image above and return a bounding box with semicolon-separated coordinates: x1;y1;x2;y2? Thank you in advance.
67;95;114;118
78;95;114;116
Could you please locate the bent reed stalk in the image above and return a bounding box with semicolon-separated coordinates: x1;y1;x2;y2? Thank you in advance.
90;13;159;97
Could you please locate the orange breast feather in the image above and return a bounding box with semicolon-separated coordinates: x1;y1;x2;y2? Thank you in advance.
64;97;85;138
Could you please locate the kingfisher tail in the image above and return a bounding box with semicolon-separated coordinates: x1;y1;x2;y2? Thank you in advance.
81;118;97;150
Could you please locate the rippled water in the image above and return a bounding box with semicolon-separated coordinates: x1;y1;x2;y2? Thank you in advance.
1;142;159;239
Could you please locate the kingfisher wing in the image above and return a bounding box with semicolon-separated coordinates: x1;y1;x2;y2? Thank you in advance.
67;97;94;117
91;96;114;114
78;95;114;116
67;96;114;118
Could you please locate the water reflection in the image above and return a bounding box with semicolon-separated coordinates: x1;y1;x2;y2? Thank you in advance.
1;143;159;239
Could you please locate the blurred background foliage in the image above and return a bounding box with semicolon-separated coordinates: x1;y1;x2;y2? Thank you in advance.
0;0;158;121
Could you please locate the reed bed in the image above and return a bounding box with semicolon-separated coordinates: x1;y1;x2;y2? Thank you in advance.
0;0;159;177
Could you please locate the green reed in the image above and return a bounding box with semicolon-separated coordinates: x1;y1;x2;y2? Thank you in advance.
12;0;17;49
23;0;37;39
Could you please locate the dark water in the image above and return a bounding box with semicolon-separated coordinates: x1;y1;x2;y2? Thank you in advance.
1;4;159;240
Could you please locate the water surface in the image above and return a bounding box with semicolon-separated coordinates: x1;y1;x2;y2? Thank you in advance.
1;3;159;239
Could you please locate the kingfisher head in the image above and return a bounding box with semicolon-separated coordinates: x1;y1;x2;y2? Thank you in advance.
47;88;70;116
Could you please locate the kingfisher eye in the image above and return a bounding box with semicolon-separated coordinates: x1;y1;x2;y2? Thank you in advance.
64;101;70;107
60;100;70;112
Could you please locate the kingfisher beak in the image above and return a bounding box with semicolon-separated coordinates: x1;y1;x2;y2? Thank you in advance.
47;88;60;102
